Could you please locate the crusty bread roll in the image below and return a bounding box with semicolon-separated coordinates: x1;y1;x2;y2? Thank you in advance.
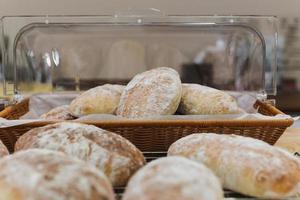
178;83;244;115
15;122;145;187
117;67;182;118
0;140;9;157
123;156;223;200
41;105;75;120
168;133;300;198
0;149;115;200
69;84;125;117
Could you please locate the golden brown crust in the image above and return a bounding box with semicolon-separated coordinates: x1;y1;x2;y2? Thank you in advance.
15;122;145;186
0;149;115;200
168;133;300;198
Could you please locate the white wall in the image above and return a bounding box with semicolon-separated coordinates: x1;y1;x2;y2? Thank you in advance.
0;0;300;17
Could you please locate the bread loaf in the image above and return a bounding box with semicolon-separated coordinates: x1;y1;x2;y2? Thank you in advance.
69;84;125;117
41;105;75;120
0;140;9;157
123;156;223;200
117;67;182;118
0;149;115;200
15;122;145;186
178;83;243;115
168;133;300;198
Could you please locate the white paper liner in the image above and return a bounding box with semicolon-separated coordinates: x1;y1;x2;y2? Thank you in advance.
0;91;288;128
20;92;79;119
21;91;258;120
0;113;294;128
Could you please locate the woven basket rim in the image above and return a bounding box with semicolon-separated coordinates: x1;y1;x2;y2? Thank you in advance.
0;117;292;129
0;98;294;128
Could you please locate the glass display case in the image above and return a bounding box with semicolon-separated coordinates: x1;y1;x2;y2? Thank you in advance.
0;12;278;103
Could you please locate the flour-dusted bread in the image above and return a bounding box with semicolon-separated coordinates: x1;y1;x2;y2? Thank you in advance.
15;122;145;187
41;105;75;120
0;140;9;157
117;67;182;118
168;133;300;198
69;84;125;117
0;149;115;200
123;156;223;200
178;83;244;115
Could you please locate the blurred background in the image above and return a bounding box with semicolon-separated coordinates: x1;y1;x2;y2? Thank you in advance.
1;0;300;114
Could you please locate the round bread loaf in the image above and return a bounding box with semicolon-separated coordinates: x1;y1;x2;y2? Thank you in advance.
0;140;9;157
0;149;115;200
41;105;75;120
117;67;182;118
168;133;300;198
15;122;145;187
123;156;223;200
178;83;243;115
69;84;125;117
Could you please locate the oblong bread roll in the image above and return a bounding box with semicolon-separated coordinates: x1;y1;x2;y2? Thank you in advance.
117;67;182;118
41;105;75;120
123;156;223;200
15;122;146;187
168;133;300;198
0;149;115;200
178;83;244;115
69;84;125;116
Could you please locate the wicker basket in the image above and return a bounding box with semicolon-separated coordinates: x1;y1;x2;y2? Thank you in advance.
0;98;29;120
0;99;294;153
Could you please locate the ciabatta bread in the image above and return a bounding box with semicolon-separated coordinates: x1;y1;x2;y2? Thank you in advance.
123;156;223;200
69;84;125;116
168;133;300;198
117;67;182;118
178;83;243;115
0;149;115;200
15;122;145;187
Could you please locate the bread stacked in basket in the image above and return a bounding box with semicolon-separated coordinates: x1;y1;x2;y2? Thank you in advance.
0;67;298;199
41;67;244;120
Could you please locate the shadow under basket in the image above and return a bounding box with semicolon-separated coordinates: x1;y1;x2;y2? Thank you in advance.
0;98;294;153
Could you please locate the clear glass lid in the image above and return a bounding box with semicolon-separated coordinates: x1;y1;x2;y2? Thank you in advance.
0;11;278;100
